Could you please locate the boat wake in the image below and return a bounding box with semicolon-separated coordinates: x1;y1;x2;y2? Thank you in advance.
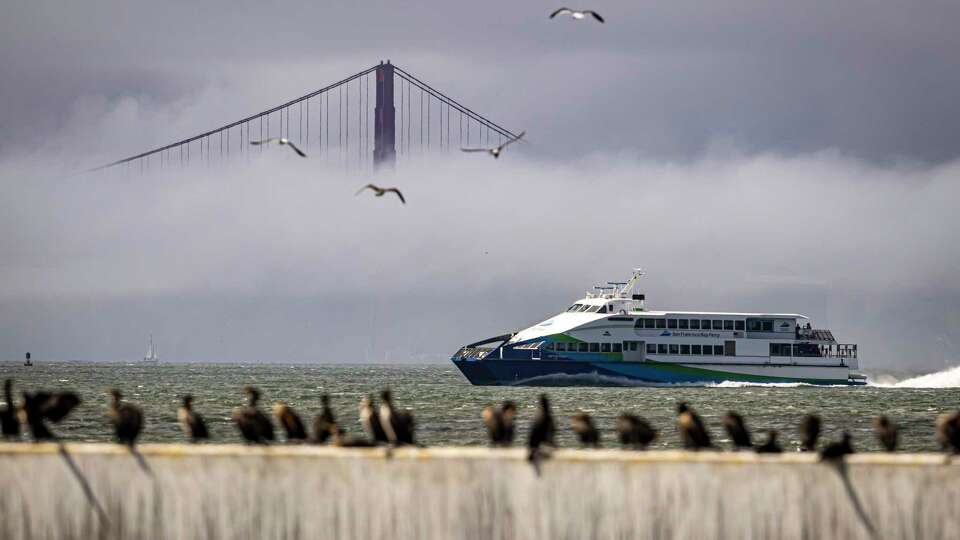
869;365;960;388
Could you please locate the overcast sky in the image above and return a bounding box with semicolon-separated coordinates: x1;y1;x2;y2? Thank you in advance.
1;1;958;370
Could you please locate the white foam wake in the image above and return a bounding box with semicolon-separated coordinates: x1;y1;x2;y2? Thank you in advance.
871;365;960;388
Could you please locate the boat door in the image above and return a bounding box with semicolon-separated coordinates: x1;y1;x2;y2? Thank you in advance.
623;341;645;362
531;346;541;361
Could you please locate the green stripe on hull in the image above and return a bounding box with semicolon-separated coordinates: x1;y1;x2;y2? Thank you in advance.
639;359;847;385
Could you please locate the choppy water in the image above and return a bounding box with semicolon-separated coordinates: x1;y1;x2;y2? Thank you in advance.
2;362;959;452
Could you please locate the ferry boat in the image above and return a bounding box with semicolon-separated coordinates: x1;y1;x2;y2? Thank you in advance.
452;269;865;386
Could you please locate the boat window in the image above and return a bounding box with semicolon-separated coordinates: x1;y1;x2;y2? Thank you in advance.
657;344;667;354
647;343;656;354
579;304;593;312
712;320;723;330
735;320;745;330
702;345;713;356
589;343;600;352
644;319;656;329
680;344;690;355
546;343;555;351
613;343;623;353
724;320;734;331
601;343;611;353
689;319;700;330
567;304;580;312
586;305;601;313
748;319;775;332
669;344;679;355
598;305;608;313
655;319;667;329
714;345;724;355
579;343;589;352
679;319;689;329
701;319;711;330
667;319;678;329
692;344;702;355
770;343;792;356
556;343;566;352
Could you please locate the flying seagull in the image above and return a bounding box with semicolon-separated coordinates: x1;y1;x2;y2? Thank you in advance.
249;137;307;157
461;131;525;159
549;8;604;23
356;184;406;204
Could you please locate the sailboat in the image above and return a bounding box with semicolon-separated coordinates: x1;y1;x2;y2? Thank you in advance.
143;335;160;364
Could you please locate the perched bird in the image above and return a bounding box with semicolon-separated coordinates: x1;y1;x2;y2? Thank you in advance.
820;431;855;460
461;131;525;159
178;395;209;443
935;411;960;454
799;414;822;452
481;401;517;446
570;410;600;448
527;394;556;463
549;8;604;23
39;392;80;423
18;392;54;441
108;389;144;447
676;402;712;450
232;386;275;444
360;395;389;444
249;137;306;157
273;402;307;442
873;415;898;452
722;411;753;450
615;413;658;450
1;379;20;438
755;430;783;454
312;394;338;444
378;389;415;446
355;184;406;204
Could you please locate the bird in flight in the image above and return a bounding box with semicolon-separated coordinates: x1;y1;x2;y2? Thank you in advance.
249;137;307;157
461;131;525;159
356;184;406;204
549;8;605;23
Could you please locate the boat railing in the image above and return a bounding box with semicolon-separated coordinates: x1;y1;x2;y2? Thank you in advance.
454;346;495;360
818;344;858;359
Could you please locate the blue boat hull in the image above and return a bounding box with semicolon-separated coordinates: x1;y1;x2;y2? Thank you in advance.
451;358;864;386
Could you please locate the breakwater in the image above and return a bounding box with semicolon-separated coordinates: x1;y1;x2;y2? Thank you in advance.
1;443;957;540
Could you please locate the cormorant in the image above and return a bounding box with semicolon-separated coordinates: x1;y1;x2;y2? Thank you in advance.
820;431;854;460
1;379;20;438
481;400;517;446
312;394;337;444
178;395;209;442
799;414;822;452
108;389;144;447
360;395;388;444
676;402;712;450
273;402;307;442
570;410;600;448
935;411;960;454
378;389;415;446
873;415;898;452
232;386;274;444
615;413;658;450
527;394;556;463
755;430;783;453
722;411;753;450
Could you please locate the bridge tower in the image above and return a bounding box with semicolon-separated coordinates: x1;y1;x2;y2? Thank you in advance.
373;61;396;169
